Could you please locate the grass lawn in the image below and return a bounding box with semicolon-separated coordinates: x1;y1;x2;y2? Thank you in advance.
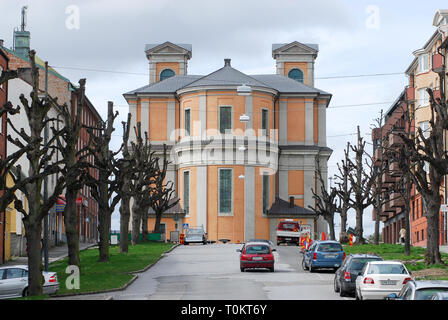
48;241;175;296
342;243;448;280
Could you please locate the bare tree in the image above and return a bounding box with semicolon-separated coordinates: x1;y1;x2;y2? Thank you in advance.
149;144;179;235
396;83;448;264
334;142;352;243
309;156;338;240
0;50;66;295
347;126;378;244
85;102;121;262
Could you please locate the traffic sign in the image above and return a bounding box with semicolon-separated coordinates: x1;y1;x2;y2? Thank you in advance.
183;223;189;230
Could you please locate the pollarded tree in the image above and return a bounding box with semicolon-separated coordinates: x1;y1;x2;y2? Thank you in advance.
334;142;352;244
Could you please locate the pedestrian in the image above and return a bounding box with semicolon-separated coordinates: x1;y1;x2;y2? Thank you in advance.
399;227;406;244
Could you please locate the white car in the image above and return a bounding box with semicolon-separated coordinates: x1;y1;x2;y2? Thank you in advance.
355;261;412;300
0;265;59;299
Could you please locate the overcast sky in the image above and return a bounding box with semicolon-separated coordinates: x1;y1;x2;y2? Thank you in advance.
2;0;446;237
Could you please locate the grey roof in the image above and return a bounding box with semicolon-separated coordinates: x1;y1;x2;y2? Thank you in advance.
266;197;316;216
124;75;202;95
124;63;332;96
145;43;192;53
272;43;319;52
148;197;185;215
183;64;271;89
252;74;330;95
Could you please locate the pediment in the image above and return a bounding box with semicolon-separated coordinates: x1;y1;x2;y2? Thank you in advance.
273;41;318;55
145;42;192;56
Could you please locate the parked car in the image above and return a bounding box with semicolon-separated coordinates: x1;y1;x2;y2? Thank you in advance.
276;220;301;246
0;265;59;299
248;239;275;250
387;280;448;300
334;254;383;297
355;261;412;300
237;242;275;272
302;240;345;272
430;292;448;300
184;226;207;245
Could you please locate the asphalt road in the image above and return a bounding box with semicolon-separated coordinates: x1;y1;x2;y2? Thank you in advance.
84;243;354;300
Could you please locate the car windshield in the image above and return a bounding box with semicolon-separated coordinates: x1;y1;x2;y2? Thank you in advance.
415;288;448;300
318;243;342;252
367;264;408;274
349;258;382;271
245;245;270;254
279;223;298;231
187;229;203;235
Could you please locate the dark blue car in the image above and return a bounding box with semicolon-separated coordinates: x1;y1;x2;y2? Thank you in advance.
302;240;345;272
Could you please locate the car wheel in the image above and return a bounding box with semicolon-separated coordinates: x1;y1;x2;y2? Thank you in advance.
339;285;346;297
270;266;275;272
184;242;189;245
355;290;362;300
240;267;245;272
309;263;315;273
334;277;340;293
22;287;29;297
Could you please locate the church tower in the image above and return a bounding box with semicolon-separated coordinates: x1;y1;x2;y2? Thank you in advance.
272;41;318;87
145;42;192;84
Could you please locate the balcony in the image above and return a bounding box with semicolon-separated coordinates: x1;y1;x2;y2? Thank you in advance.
389;133;403;147
432;53;444;74
382;171;396;185
388;161;401;177
390;192;405;208
382;200;395;214
406;87;415;101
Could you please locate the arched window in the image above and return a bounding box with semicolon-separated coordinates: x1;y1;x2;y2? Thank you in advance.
288;68;304;83
160;69;175;81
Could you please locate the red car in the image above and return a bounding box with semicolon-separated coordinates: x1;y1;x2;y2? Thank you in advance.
237;242;276;272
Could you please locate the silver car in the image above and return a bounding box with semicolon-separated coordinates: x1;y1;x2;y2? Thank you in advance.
184;227;207;245
0;265;59;299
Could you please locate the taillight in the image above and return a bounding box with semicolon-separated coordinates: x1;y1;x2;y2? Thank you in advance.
403;277;412;284
265;254;274;261
343;252;346;260
49;275;56;283
313;252;317;260
363;277;375;284
241;255;247;261
344;271;351;280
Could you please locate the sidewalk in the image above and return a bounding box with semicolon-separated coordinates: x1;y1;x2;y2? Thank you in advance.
1;242;97;267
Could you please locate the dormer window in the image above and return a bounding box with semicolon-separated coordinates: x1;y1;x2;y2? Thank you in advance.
288;68;304;83
160;69;175;81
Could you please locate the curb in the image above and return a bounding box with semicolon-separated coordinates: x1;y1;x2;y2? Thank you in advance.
49;243;178;299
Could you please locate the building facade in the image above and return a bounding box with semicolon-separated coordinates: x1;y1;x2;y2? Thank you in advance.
124;41;332;243
0;25;102;260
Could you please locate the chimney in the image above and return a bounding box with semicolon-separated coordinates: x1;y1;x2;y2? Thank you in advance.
224;58;231;67
289;196;295;208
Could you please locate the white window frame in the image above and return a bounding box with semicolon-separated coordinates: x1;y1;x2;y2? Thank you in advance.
261;108;269;137
184;108;191;136
218;168;233;216
218;105;233;135
183;170;190;217
418;54;430;74
418;88;430;107
418;121;430;139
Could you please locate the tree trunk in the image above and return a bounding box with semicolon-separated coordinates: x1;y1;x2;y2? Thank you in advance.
23;216;44;296
354;206;365;244
404;204;411;256
425;196;442;264
119;196;131;252
154;210;163;235
325;216;336;240
141;210;149;242
98;209;111;262
63;188;80;268
339;209;349;243
131;201;142;245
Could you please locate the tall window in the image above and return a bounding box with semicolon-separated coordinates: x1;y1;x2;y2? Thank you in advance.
419;54;429;73
219;168;232;214
418;88;430;107
262;173;269;214
183;171;190;216
184;109;191;136
288;68;304;83
261;109;269;137
160;69;175;81
219;106;232;134
419;121;430;139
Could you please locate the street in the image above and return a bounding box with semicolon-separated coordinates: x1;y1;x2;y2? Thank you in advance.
63;244;353;300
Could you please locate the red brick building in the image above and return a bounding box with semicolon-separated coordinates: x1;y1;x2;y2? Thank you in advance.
0;47;9;263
